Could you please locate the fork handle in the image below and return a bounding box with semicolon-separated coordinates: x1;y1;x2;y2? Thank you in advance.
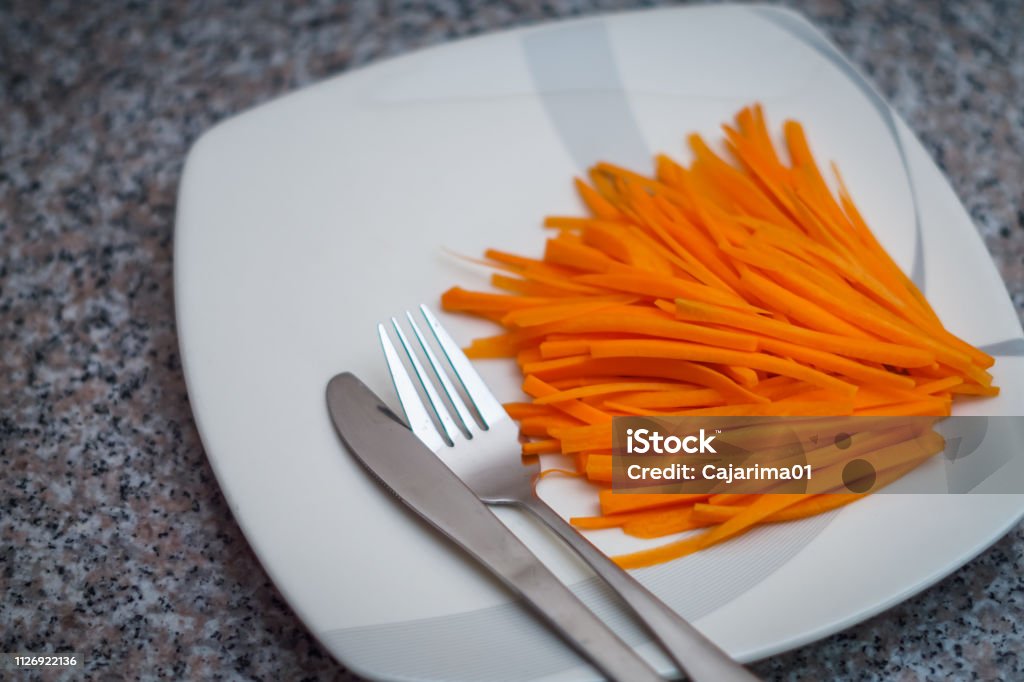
521;496;760;682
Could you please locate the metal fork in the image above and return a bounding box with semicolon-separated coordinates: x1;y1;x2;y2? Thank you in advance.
379;304;758;682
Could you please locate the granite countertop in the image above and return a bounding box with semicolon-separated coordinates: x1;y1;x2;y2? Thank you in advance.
2;0;1022;679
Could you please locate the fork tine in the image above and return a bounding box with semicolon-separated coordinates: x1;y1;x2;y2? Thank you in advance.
406;311;478;437
390;317;462;446
418;305;508;429
378;323;446;453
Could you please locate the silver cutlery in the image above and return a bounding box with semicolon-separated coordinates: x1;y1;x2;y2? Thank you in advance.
378;304;758;682
326;372;663;682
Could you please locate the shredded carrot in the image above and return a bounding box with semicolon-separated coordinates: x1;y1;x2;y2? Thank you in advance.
614;495;807;569
440;103;997;568
570;508;659;530
622;508;717;538
522;375;612;425
521;438;561;455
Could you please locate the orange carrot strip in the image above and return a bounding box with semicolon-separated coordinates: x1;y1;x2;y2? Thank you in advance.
716;365;759;388
914;376;964;395
588;339;857;396
767;494;863;521
543;237;617;273
524;356;768;404
652;193;746;292
664;401;853;417
518;414;582;437
575;272;753;310
613;495;806;569
550;422;613;453
522;439;561;455
503;402;558;420
521;355;592;375
948;383;1000;397
575;177;624;220
545;310;760;352
762;265;979;375
674;299;935;368
707;493;757;506
585;457;614;482
834;172;994;371
539;339;594;359
579;221;673;274
622;507;717;538
547;375;689;390
599;490;710;516
441;286;552;313
570;509;663;530
533;381;686;405
758;337;915;390
522;375;612;425
688;133;798;228
502;296;636;327
490;273;582;297
605;387;727;409
690;503;742;524
739;268;870;339
855;400;951;417
694;494;863;524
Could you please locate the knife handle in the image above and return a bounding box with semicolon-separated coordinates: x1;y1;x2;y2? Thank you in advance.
326;373;661;681
442;502;663;682
524;496;759;682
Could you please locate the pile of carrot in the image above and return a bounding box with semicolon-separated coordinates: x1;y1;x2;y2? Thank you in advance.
440;104;997;569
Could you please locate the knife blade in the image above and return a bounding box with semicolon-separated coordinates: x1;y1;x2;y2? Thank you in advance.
326;372;663;682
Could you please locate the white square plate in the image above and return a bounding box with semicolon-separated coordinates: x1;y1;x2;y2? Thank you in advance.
175;5;1024;680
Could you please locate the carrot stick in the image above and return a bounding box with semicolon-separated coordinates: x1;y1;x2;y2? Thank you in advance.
599;490;710;515
533;381;688;405
522;439;561;455
570;509;664;530
575;177;625;220
613;495;806;569
588;339;857;395
674;299;935;368
545;311;761;352
622;507;717;538
522;375;612;425
757;337;916;390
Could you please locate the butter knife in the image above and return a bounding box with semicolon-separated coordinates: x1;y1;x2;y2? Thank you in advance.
326;372;663;682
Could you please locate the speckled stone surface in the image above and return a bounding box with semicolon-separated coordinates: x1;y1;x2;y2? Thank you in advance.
2;0;1022;679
